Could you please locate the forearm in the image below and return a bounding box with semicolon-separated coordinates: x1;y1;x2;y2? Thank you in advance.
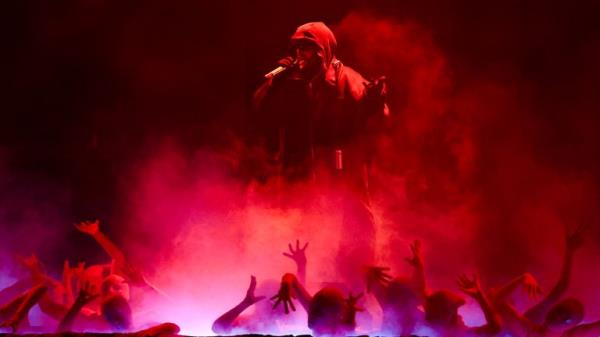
252;79;273;112
370;283;387;309
297;263;307;286
413;265;427;299
551;250;574;298
284;274;312;312
475;291;502;334
494;274;526;299
211;300;252;334
63;278;74;306
39;294;69;321
526;250;574;322
13;285;47;321
91;231;126;264
0;292;29;318
57;301;86;332
0;285;47;320
0;285;48;332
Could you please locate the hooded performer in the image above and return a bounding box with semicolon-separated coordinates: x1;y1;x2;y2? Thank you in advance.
252;21;388;185
251;22;389;289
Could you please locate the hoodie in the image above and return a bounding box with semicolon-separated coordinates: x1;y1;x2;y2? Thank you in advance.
289;22;366;101
252;22;386;179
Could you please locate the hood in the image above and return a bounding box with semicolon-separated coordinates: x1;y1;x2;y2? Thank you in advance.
290;22;337;72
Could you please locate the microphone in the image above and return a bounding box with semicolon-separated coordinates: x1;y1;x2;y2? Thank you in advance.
264;58;298;79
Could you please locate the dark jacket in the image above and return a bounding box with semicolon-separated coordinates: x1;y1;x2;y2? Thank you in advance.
253;22;387;179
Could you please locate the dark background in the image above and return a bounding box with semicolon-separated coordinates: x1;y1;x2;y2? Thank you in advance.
1;0;599;275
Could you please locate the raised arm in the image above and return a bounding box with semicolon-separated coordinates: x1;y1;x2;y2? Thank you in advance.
75;220;147;286
14;254;72;320
525;224;585;324
362;76;390;117
271;273;312;314
211;275;265;334
404;240;427;299
57;282;99;332
341;292;364;330
15;254;58;287
492;272;542;301
61;260;86;307
283;240;308;285
75;220;126;264
364;266;391;308
457;274;502;336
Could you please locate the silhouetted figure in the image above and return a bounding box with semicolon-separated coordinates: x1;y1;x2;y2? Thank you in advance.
365;240;427;335
423;274;501;337
489;224;587;336
212;240;309;334
253;21;388;289
56;278;178;335
271;273;363;336
252;22;388;182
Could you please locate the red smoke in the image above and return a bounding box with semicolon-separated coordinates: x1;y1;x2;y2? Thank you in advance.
95;12;599;334
1;5;598;335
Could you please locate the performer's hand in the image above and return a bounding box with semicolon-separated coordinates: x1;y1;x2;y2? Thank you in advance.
277;56;296;67
364;76;387;100
404;240;424;269
345;291;364;312
522;273;543;300
243;275;265;305
15;253;50;284
74;281;100;306
74;220;100;236
364;265;392;292
283;240;308;267
457;273;482;298
16;253;44;273
271;274;297;314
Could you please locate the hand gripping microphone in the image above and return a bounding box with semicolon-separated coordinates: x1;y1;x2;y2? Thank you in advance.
264;57;298;79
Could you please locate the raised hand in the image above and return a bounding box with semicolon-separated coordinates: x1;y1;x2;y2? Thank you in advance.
271;274;297;314
62;260;86;304
457;273;482;298
364;266;392;292
522;273;543;300
16;254;44;273
404;240;423;268
74;281;99;306
62;261;85;284
364;76;387;100
74;220;100;236
283;240;308;266
15;254;55;285
243;276;265;305
346;292;364;312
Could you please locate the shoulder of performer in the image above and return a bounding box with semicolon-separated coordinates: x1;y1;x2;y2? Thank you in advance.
336;63;368;103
